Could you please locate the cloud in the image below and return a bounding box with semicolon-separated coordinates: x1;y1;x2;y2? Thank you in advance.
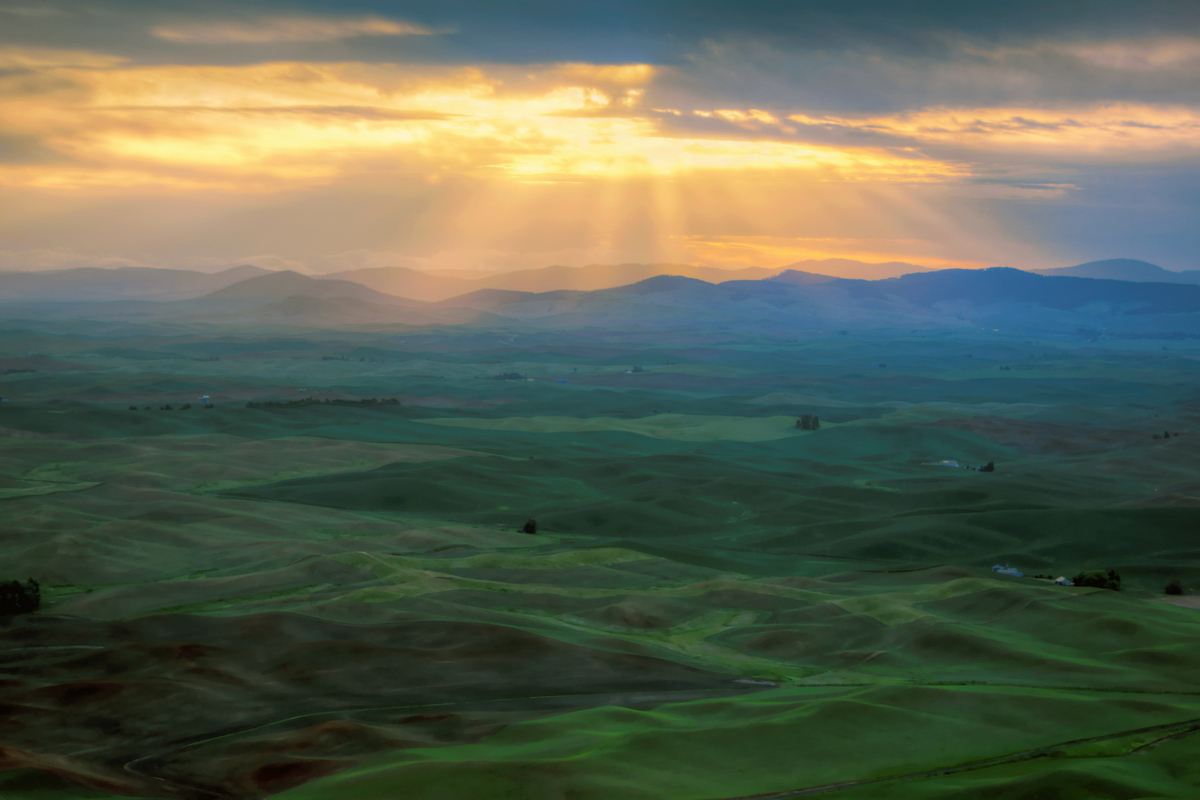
0;59;958;191
785;104;1200;160
656;34;1200;117
1051;38;1200;71
7;19;1200;272
0;47;125;69
151;15;434;44
0;6;70;17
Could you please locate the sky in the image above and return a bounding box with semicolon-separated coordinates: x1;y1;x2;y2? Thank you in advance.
3;0;1200;274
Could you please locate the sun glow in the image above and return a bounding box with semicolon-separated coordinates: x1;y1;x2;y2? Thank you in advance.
0;55;958;190
6;46;1186;271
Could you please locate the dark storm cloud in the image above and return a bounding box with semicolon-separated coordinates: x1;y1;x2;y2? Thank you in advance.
6;0;1200;113
7;0;1200;65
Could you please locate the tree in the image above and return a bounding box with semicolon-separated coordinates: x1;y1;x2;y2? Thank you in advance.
1165;578;1184;595
522;518;537;534
0;579;39;615
797;414;811;430
1072;569;1121;591
978;461;995;472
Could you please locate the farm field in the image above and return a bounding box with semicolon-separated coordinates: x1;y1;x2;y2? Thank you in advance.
2;324;1199;799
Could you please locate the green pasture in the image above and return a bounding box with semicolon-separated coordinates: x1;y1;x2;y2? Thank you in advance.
1;328;1198;800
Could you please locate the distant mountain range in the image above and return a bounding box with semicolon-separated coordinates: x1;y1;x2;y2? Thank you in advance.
4;261;1200;333
424;268;1200;329
1030;259;1200;284
320;263;788;301
2;258;1197;307
774;259;936;280
0;265;269;301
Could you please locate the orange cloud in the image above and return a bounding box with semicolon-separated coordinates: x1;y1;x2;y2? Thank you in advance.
0;56;960;191
0;47;126;69
151;16;433;44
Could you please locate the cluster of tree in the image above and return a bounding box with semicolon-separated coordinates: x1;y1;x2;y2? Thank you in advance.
521;518;538;534
797;414;820;430
490;372;525;381
129;403;199;411
1072;569;1122;591
0;579;39;615
130;404;210;410
630;366;645;373
978;461;995;472
245;397;401;409
1152;431;1182;439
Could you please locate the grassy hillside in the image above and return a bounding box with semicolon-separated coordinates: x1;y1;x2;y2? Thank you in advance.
0;324;1198;799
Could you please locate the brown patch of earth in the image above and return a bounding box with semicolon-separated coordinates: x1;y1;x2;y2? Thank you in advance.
0;613;731;799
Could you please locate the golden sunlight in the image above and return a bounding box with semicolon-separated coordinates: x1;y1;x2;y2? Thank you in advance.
0;55;960;191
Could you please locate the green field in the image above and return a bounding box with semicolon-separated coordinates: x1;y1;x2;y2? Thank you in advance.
1;327;1199;799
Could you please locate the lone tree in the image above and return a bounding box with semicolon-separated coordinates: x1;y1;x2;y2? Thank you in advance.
522;518;537;534
797;415;821;431
1165;578;1184;595
0;579;39;615
1072;569;1122;591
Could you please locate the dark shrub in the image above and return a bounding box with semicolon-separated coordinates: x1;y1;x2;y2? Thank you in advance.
1165;578;1184;595
1073;569;1121;591
0;579;39;615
